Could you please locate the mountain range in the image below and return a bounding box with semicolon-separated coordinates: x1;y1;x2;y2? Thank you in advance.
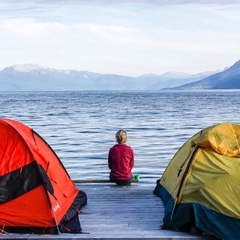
0;60;239;91
173;60;240;90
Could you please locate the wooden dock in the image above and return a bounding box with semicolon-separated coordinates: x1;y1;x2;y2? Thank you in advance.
1;182;215;239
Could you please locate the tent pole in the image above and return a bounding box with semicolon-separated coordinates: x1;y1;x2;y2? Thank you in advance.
170;198;178;220
52;209;61;235
170;146;199;221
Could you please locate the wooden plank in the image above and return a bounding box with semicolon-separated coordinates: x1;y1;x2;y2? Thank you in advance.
73;179;139;183
76;184;211;239
0;184;212;240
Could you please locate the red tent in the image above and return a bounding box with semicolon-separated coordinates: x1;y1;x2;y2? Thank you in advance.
0;118;87;234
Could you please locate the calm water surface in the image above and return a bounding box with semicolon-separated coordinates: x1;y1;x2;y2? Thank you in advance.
1;90;240;185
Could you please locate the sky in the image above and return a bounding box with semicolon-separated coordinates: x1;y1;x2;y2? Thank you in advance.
1;0;240;77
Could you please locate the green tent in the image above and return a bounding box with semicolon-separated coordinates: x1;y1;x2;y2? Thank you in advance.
154;122;240;239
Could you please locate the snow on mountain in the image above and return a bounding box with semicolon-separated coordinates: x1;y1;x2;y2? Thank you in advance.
3;64;51;73
0;63;226;91
160;71;191;78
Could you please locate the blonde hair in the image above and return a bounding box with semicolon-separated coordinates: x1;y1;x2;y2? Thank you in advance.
115;129;128;144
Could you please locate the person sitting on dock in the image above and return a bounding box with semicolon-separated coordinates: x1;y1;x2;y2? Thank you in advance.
108;129;134;186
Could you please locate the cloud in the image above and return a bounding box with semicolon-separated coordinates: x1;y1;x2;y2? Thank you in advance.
1;0;240;19
0;0;240;75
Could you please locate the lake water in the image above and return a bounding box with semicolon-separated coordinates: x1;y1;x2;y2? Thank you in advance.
1;90;240;185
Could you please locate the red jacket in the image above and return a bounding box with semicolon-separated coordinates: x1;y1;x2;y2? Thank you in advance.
108;144;134;180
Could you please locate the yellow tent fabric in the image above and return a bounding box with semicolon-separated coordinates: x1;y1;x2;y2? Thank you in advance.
154;122;240;239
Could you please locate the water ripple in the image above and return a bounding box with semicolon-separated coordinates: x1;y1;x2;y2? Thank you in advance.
1;90;240;184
